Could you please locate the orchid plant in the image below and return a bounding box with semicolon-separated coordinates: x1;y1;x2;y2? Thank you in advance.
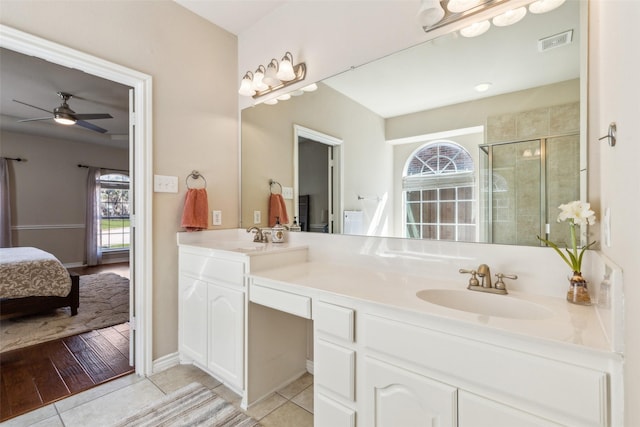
538;201;596;273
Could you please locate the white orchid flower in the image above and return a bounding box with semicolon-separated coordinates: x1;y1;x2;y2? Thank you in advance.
558;201;596;226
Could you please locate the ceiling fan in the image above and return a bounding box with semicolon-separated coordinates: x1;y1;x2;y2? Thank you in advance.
13;91;113;134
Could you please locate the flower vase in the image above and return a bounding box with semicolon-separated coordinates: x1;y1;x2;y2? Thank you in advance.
567;271;591;305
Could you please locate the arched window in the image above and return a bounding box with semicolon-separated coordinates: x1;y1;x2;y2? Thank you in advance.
403;141;476;241
99;173;130;250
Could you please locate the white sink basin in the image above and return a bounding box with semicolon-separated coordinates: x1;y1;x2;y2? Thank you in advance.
416;289;554;320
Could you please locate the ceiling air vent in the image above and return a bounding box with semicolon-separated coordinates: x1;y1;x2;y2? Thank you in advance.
538;29;574;52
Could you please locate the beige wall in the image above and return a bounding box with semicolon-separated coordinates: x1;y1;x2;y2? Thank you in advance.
0;0;238;359
241;83;392;235
2;131;128;264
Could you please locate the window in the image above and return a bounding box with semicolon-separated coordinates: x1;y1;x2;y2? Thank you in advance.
99;173;130;251
403;141;476;241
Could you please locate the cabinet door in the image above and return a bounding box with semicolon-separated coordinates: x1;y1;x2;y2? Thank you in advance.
365;357;457;427
208;283;244;389
178;275;207;365
458;391;562;427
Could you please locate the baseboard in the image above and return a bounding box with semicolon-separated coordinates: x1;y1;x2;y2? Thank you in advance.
63;262;84;268
306;359;314;375
152;352;180;373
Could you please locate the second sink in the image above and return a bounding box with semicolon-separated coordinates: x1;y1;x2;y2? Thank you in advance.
416;289;554;320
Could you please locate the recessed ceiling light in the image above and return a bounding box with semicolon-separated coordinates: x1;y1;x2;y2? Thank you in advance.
474;82;492;92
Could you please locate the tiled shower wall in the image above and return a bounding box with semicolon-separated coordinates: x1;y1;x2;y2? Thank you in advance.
483;102;580;246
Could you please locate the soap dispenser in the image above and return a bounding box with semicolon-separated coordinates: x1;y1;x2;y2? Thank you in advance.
290;216;301;232
272;217;285;243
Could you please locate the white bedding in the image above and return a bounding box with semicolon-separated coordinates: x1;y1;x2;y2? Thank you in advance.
0;247;72;299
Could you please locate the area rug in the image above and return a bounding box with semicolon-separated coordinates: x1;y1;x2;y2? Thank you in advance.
0;272;129;353
113;382;261;427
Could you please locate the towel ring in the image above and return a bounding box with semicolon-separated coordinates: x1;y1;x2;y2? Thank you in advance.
186;170;207;189
269;179;282;194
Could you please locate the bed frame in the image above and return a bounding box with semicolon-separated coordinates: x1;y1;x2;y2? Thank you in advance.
0;273;80;317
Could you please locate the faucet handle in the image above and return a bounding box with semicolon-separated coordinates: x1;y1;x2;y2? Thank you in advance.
494;273;517;291
459;269;480;287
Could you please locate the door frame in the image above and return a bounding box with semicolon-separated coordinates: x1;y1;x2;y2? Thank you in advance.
0;25;154;376
293;125;343;233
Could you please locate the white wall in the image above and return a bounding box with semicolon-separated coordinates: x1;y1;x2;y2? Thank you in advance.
591;1;640;424
0;0;238;360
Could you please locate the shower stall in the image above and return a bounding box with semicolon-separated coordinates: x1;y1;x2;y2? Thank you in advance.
479;133;581;246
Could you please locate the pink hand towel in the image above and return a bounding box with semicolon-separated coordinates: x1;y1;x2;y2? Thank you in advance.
269;193;289;227
181;188;209;231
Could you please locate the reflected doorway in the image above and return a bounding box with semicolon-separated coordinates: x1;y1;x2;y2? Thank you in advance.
293;125;342;234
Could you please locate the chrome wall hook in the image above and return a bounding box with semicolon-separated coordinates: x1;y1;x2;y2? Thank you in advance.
598;122;616;147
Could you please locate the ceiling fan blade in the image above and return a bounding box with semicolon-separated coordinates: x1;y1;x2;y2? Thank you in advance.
18;116;53;122
75;120;108;134
73;113;113;120
13;99;53;114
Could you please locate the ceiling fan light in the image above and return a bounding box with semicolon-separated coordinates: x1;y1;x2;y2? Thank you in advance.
262;59;281;87
418;0;445;28
492;7;527;27
528;0;566;14
54;112;76;125
238;71;256;96
447;0;483;13
460;20;490;37
276;52;296;81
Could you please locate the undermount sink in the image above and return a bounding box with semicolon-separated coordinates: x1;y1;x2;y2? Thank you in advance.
416;289;554;320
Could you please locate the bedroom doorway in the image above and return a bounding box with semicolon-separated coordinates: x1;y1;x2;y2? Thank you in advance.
0;26;153;376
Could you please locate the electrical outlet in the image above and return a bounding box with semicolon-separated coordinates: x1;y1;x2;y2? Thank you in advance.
254;210;261;224
213;210;222;226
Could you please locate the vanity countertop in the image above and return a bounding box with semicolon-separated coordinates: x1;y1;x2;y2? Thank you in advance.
249;261;613;355
178;240;308;258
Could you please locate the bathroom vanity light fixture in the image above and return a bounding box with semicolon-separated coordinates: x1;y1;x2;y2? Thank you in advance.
424;0;566;38
238;51;307;99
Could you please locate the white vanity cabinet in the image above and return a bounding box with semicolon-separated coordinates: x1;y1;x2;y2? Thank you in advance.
364;357;457;427
178;246;246;391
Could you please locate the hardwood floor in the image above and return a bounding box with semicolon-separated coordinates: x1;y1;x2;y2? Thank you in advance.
0;323;133;421
1;262;133;421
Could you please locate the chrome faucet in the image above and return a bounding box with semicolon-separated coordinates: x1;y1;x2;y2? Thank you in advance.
246;226;267;243
459;264;517;295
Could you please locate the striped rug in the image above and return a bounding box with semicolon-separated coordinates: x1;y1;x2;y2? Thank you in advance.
113;382;260;427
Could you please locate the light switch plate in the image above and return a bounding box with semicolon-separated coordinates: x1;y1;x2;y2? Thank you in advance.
254;210;261;224
154;175;178;193
213;210;222;226
282;186;294;199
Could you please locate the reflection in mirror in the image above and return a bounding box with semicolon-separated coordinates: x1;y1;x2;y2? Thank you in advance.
241;0;585;246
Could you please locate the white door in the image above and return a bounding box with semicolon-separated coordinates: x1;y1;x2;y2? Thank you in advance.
178;275;207;365
365;357;457;427
208;283;244;389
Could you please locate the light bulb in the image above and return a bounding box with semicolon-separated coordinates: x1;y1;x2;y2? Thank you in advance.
276;52;296;81
251;66;268;92
460;20;490;37
238;72;255;96
529;0;565;14
262;59;281;87
492;7;527;27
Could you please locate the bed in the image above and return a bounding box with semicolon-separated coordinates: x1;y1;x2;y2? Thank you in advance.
0;247;79;318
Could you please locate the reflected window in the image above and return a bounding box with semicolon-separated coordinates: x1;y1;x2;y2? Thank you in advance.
403;141;476;241
99;173;130;251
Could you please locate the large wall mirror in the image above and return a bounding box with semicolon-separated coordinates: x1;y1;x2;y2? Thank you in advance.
241;0;586;246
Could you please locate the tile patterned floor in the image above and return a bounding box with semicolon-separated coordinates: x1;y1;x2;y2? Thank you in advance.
2;364;314;426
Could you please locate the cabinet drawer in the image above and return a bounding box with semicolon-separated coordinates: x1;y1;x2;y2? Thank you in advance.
316;339;355;401
180;252;244;286
315;301;355;343
316;394;356;427
250;283;311;319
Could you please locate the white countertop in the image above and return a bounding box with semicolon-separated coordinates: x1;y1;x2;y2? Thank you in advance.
249;261;612;354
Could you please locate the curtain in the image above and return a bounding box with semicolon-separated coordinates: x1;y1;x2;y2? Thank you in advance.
85;167;102;266
0;158;12;248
